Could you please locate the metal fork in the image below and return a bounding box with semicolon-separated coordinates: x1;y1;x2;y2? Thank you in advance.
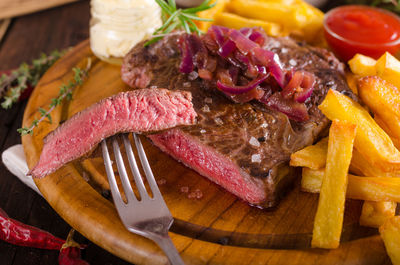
101;133;185;265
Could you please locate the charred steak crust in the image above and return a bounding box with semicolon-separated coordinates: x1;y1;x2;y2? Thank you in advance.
121;33;352;207
30;88;197;178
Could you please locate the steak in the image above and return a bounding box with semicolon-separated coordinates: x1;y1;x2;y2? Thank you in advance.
122;33;352;207
30;88;197;178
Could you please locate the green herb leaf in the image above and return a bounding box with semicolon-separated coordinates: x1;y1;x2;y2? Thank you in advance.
18;58;92;136
146;0;216;46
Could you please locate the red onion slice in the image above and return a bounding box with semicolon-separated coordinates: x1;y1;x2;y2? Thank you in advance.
282;70;316;103
294;71;315;103
229;29;258;55
178;35;194;74
249;30;266;46
217;74;269;94
219;39;236;58
263;92;310;122
209;25;227;46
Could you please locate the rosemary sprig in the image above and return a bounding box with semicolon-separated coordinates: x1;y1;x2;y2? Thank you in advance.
0;50;67;109
145;0;216;46
18;58;92;136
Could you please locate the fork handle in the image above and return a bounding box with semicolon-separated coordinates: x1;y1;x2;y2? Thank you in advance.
153;235;185;265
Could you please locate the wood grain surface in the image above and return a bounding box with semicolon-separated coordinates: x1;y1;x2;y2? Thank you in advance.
0;0;82;19
0;1;132;264
21;39;393;264
0;19;11;43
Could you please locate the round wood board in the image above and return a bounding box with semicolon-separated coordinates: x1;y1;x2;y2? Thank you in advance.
22;40;390;265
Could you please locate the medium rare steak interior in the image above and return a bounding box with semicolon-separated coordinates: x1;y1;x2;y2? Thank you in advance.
30;89;197;178
121;29;353;207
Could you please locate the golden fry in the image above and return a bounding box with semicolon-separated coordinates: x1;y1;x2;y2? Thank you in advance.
375;114;400;150
351;148;400;178
292;1;323;43
301;168;400;202
345;71;359;95
290;137;328;169
358;76;400;142
197;0;229;31
311;120;356;249
361;201;397;228
254;0;296;4
215;12;282;37
380;216;400;265
301;168;324;193
376;51;400;90
348;54;377;76
227;0;300;29
318;89;400;172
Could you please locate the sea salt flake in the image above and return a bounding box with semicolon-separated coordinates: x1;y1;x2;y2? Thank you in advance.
249;136;260;147
180;186;189;193
281;48;288;54
202;105;210;113
157;178;167;185
261;123;268;128
204;97;212;104
289;59;297;66
251;154;262;163
188;71;198;80
200;129;206;134
183;82;191;88
150;85;158;89
214;117;223;125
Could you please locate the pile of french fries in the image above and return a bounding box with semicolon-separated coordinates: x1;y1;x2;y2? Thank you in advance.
290;52;400;264
197;0;324;45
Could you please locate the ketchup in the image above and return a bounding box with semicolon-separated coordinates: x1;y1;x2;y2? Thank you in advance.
324;5;400;61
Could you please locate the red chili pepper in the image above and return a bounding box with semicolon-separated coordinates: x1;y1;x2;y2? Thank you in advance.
0;208;65;249
59;230;89;265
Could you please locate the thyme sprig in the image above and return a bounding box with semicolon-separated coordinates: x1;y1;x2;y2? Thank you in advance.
146;0;216;46
18;58;92;136
0;50;67;109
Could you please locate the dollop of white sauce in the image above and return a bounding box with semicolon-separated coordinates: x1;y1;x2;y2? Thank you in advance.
90;0;162;59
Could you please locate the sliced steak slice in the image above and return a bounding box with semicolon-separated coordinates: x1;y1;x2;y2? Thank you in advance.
122;33;352;207
30;88;197;178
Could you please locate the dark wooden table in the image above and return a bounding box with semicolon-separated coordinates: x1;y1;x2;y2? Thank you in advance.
0;1;132;264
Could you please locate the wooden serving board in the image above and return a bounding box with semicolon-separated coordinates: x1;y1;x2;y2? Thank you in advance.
22;40;391;265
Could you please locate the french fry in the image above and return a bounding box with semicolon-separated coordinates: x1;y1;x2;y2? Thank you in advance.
254;0;296;4
292;135;400;178
302;168;400;202
214;12;282;37
348;54;377;76
345;71;359;95
358;76;400;141
227;0;302;29
311;120;356;249
197;0;229;31
295;1;324;43
379;216;400;265
290;137;327;169
376;51;400;89
318;89;400;172
351;148;400;178
375;114;400;150
360;201;397;228
301;168;324;193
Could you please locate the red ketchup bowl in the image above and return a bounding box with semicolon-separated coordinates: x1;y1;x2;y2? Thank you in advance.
324;5;400;61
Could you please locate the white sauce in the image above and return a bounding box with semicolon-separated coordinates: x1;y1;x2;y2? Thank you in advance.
90;0;162;59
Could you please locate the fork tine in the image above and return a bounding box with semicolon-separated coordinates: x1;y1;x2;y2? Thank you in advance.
112;136;137;203
122;134;149;200
101;140;125;207
133;134;163;199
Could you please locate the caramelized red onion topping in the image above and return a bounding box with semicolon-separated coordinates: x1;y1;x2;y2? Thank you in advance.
177;26;316;122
